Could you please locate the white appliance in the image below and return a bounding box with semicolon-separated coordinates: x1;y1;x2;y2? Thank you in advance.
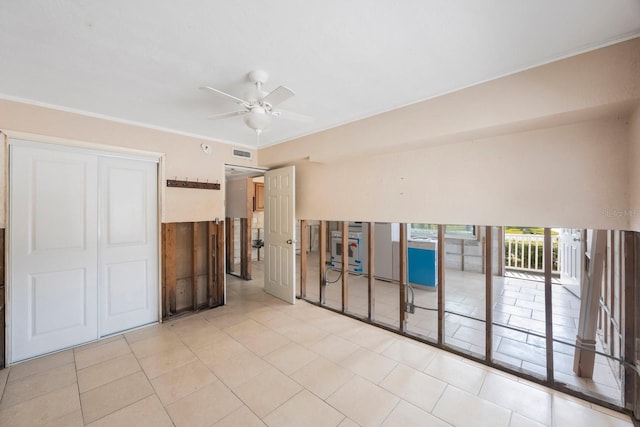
330;231;365;273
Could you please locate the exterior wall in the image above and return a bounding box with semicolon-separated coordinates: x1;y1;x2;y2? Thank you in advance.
260;38;640;231
0;99;257;225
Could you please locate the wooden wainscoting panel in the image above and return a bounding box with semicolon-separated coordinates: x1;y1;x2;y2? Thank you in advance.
162;223;177;317
0;229;4;368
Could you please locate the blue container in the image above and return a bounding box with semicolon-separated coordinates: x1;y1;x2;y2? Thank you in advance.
408;246;437;288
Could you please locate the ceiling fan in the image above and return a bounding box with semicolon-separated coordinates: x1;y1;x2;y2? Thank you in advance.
202;70;311;136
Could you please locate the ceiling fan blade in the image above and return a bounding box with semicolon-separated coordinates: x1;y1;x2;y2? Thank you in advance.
208;110;247;120
202;86;249;105
261;85;295;107
271;108;313;123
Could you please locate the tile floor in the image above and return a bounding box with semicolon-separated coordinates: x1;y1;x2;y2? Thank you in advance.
0;270;634;426
302;252;622;406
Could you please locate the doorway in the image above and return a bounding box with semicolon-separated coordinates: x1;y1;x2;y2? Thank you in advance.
224;165;266;292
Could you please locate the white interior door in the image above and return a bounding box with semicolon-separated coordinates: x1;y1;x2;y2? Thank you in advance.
99;157;158;336
10;144;99;362
264;166;296;304
560;228;582;286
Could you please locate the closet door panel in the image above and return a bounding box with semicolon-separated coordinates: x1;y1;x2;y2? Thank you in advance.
10;144;99;362
99;157;158;336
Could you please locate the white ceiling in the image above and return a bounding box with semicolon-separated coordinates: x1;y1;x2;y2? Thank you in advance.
1;1;639;148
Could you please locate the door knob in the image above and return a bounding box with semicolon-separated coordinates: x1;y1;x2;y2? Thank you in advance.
286;239;293;244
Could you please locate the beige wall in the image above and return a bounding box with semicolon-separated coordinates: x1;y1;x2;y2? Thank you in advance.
226;178;249;218
630;106;640;231
0;99;257;225
260;38;640;231
291;119;630;229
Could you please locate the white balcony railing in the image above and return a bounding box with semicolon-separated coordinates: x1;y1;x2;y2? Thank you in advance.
504;234;560;274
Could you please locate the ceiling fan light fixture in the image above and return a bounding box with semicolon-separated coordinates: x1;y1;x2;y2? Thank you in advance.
243;107;271;133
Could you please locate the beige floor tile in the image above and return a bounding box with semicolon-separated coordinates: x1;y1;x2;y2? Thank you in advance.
80;371;154;423
7;350;74;383
87;395;173;427
277;322;329;347
340;347;397;384
151;360;216;405
479;373;551;426
138;345;196;379
551;396;632;427
129;333;184;359
0;383;80;426
166;380;244;427
380;364;447;412
204;312;248;329
308;315;363;336
165;315;212;336
123;323;169;344
212;405;265;427
74;338;131;370
77;352;141;393
432;386;511;427
0;362;76;410
591;403;635;422
247;306;284;323
340;326;397;353
178;324;226;350
382;339;438;370
43;409;84;427
337;418;360;427
309;335;359;363
291;357;354;399
73;335;122;354
509;413;546;427
327;376;399;427
264;389;345;427
236;329;291;356
381;400;451;427
233;367;303;417
0;368;8;400
224;319;271;340
264;342;318;374
424;353;487;394
191;334;247;365
210;349;272;388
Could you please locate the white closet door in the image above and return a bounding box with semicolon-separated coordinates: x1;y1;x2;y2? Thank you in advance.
99;156;158;336
10;144;99;363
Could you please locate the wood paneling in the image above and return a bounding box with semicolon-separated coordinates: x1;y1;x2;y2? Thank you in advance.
399;223;407;332
225;218;234;273
319;221;327;304
485;226;493;360
254;182;264;211
368;222;375;321
162;223;177;317
240;218;251;280
162;221;225;319
300;220;308;298
341;221;348;312
544;228;555;381
0;229;5;368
